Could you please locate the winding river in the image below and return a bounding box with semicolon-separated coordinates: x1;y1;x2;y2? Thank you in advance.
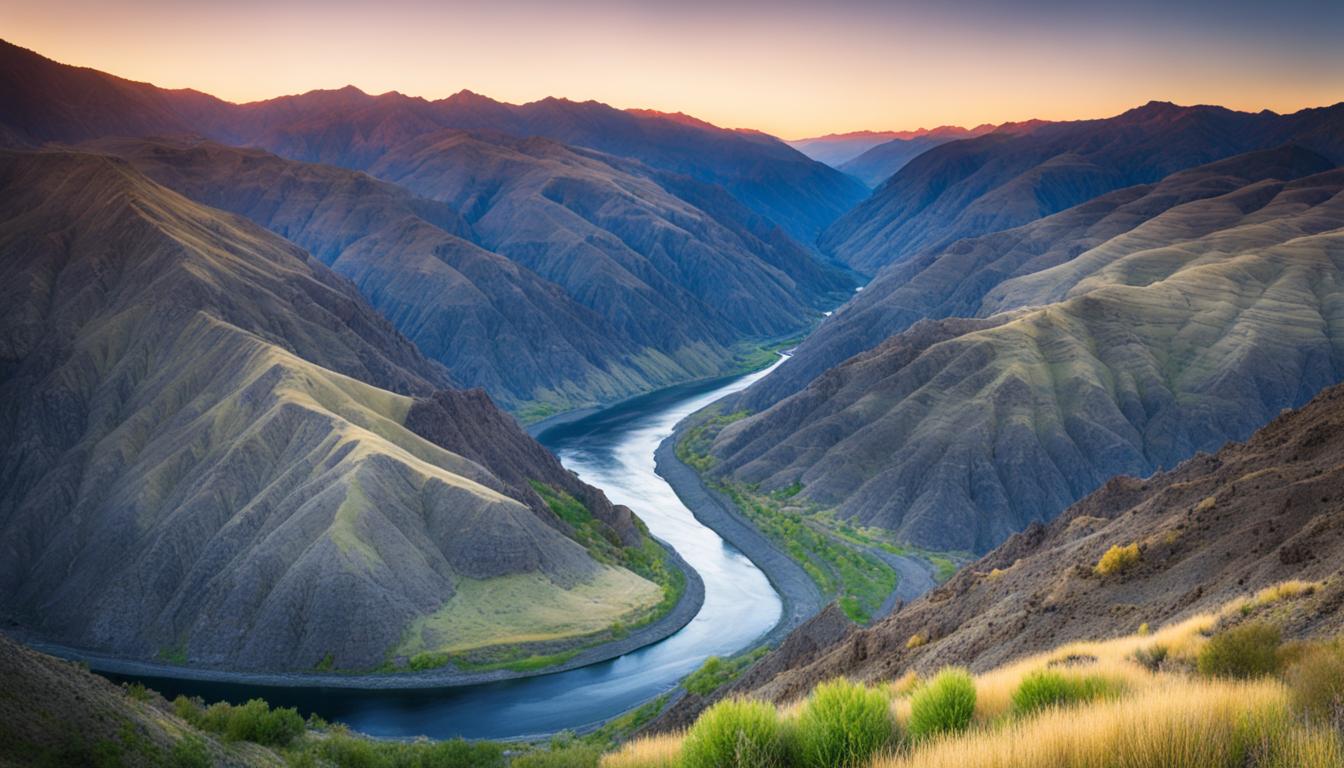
102;360;786;740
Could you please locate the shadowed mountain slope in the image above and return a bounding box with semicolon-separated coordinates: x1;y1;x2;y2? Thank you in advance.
0;149;661;671
706;160;1344;553
740;146;1337;410
367;130;851;346
86;137;705;414
0;40;857;415
822;100;1344;275
744;381;1344;703
0;41;867;246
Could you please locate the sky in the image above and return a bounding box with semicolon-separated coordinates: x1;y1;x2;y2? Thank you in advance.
4;0;1342;138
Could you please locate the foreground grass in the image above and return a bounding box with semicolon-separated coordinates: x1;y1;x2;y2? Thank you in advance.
603;580;1344;768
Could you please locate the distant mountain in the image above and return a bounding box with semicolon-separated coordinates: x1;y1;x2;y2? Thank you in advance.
744;381;1344;702
0;149;665;671
0;39;858;415
704;151;1344;553
739;146;1337;409
790;126;994;170
835;124;1001;186
0;41;865;246
822;100;1344;275
90;137;817;416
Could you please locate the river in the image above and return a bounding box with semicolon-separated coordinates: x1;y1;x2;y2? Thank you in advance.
101;360;787;740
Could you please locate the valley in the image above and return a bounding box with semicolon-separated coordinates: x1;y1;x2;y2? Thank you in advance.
3;10;1344;768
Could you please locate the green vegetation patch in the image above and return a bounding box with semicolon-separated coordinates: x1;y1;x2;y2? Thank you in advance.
795;678;896;768
675;409;751;472
908;667;977;741
1011;670;1124;715
684;647;769;696
1198;622;1282;679
681;698;790;768
531;481;687;628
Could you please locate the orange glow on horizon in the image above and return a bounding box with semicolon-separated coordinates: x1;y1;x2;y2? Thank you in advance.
3;1;1341;139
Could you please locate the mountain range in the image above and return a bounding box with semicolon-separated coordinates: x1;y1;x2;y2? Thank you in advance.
704;145;1344;553
0;39;859;417
0;148;669;671
821;100;1344;276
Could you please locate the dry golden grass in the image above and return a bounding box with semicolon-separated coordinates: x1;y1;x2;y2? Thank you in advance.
607;582;1336;768
873;678;1291;768
600;732;684;768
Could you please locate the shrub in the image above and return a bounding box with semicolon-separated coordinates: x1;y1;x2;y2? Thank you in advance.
906;633;926;650
908;668;976;740
680;698;789;768
1094;543;1139;576
1010;670;1120;715
1286;640;1344;725
1198;622;1281;679
511;744;602;768
223;698;305;746
795;679;894;768
169;736;210;768
1133;643;1168;672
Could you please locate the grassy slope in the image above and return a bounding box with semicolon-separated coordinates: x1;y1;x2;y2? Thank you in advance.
707;165;1344;554
605;586;1344;768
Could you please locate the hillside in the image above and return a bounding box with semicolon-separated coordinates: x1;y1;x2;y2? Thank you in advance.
90;137;752;415
0;40;860;416
704;160;1344;553
0;149;671;672
740;380;1344;704
738;146;1337;409
821;100;1344;275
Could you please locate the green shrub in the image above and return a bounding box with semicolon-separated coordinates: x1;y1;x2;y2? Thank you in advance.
1198;622;1282;679
1286;640;1344;724
1094;543;1140;576
224;699;305;746
681;698;790;768
169;736;210;768
795;678;894;768
510;744;601;768
303;730;505;768
907;667;976;740
1133;643;1169;672
1010;670;1121;715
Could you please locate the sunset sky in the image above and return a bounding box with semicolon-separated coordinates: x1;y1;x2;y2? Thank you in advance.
4;0;1342;138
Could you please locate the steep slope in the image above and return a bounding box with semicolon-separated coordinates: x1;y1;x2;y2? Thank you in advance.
0;149;665;671
822;101;1344;275
706;163;1344;553
837;124;999;187
741;146;1337;409
368;130;850;351
0;634;277;767
0;40;857;414
87;137;702;414
744;381;1344;702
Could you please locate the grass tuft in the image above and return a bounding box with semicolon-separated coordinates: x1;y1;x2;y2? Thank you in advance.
908;668;976;741
794;678;894;768
680;698;790;768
